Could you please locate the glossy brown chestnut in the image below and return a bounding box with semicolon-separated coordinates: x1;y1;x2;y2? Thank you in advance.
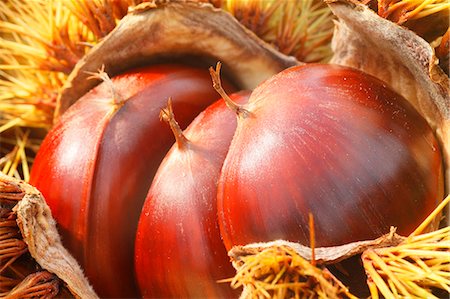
218;64;444;251
29;64;230;298
135;91;250;298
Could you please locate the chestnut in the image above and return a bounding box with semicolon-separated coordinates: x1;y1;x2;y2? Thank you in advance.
218;63;444;251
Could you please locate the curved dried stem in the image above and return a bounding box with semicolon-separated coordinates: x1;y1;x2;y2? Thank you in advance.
86;66;125;108
209;62;250;118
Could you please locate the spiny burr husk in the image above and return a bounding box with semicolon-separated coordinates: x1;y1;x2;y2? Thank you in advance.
0;172;98;299
229;196;450;298
362;226;450;298
0;0;448;298
376;0;449;42
55;0;299;118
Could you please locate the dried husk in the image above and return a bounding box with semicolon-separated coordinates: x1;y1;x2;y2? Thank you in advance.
55;0;299;118
229;195;450;298
0;172;98;299
228;231;403;298
229;229;450;298
229;245;359;299
230;228;405;266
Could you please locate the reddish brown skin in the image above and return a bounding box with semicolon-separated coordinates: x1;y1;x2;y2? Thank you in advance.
29;64;232;298
135;92;250;298
218;64;444;251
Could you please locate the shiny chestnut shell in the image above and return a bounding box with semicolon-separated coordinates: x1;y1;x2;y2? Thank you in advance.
218;64;444;251
29;64;229;297
135;92;250;298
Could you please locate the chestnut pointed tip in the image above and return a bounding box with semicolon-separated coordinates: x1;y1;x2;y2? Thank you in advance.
160;98;190;149
86;66;126;108
209;62;250;118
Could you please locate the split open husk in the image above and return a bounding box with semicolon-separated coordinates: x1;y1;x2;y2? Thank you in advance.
0;0;448;298
58;0;449;195
1;1;300;296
